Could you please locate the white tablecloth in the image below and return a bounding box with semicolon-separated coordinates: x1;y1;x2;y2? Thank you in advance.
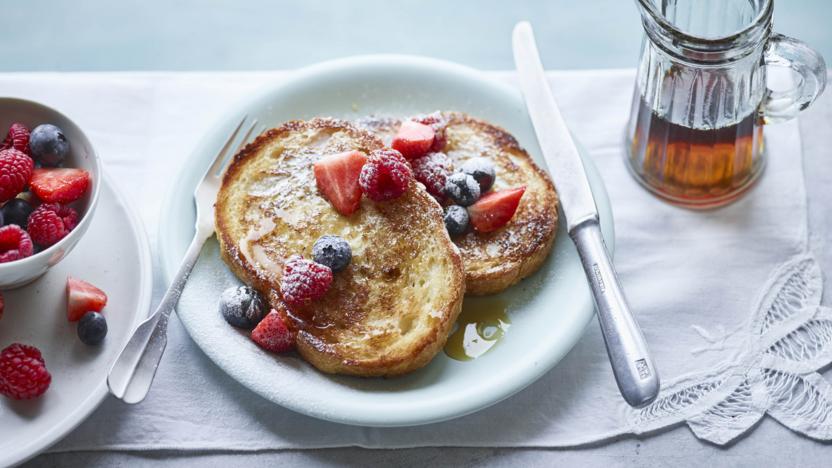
1;70;829;466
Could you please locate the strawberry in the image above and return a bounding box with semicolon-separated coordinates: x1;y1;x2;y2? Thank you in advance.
313;150;367;216
251;310;295;353
66;276;108;322
29;168;91;204
391;120;435;159
468;186;526;233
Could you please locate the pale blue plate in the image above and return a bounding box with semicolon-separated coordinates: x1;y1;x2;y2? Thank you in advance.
159;55;614;427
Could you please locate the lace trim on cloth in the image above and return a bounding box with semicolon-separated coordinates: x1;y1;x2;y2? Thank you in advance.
623;254;832;445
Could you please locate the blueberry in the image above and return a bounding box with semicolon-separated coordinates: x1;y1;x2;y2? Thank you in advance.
460;157;496;193
29;124;69;167
78;312;108;346
444;205;469;236
2;198;33;229
312;235;352;272
219;285;267;329
444;172;480;206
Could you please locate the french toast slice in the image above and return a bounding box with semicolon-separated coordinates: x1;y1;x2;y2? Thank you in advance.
215;118;465;376
357;112;559;295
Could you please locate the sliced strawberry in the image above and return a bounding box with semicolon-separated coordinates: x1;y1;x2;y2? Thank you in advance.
391;120;435;159
468;186;526;233
251;310;295;353
66;276;108;322
313;150;367;216
30;168;91;204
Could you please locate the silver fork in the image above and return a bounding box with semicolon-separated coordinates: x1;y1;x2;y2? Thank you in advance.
108;115;261;404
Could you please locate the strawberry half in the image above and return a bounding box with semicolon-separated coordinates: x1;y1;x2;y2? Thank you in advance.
468;186;526;233
313;150;367;216
251;310;295;353
391;121;435;159
66;276;108;322
30;168;91;204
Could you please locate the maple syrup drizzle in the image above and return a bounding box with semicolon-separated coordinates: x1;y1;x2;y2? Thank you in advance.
444;298;510;361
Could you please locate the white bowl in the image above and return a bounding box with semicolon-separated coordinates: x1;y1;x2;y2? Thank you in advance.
0;98;101;288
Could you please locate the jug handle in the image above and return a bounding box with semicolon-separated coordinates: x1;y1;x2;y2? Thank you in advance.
760;33;827;124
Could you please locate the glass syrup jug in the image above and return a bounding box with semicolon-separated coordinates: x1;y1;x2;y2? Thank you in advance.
626;0;826;208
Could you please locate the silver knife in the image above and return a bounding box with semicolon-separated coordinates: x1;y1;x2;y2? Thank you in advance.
512;21;659;407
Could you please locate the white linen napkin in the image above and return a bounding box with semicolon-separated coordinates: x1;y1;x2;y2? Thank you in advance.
0;69;823;451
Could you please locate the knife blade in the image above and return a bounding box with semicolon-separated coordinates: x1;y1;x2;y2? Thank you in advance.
512;21;660;407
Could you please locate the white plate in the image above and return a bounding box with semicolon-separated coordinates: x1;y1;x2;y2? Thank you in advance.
160;55;613;427
0;175;152;466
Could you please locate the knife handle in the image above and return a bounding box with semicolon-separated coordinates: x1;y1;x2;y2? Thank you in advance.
570;219;660;408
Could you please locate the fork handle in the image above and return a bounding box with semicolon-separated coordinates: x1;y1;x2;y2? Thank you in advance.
107;228;212;404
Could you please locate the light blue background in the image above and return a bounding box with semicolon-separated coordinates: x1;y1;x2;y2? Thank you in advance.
1;0;829;71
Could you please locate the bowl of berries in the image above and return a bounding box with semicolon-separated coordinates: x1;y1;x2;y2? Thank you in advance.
0;98;100;288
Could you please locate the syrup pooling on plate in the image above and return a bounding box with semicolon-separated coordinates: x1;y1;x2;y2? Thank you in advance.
444;297;510;361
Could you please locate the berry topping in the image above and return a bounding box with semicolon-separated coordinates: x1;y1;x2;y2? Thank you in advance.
66;276;108;322
1;123;30;154
460;157;496;193
391;120;435;159
0;343;51;400
29;124;69;167
444;205;470;237
280;255;333;308
0;149;34;203
444;172;481;207
251;310;295;353
413;112;448;152
77;312;108;346
359;149;413;202
27;203;78;247
468;186;526;233
0;225;33;263
220;285;267;329
2;198;34;229
313;150;367;216
412;152;452;201
29;168;90;204
312;235;352;272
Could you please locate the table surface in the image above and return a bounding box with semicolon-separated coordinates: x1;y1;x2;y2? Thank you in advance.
9;1;832;466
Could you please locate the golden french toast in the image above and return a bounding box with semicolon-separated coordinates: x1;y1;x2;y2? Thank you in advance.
356;112;559;295
215;118;465;376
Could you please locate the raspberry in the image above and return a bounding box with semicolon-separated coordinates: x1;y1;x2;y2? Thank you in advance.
412;152;452;201
0;225;33;263
27;203;78;247
0;149;34;203
1;123;30;154
358;149;413;202
280;255;333;308
413;112;448;152
0;343;51;400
